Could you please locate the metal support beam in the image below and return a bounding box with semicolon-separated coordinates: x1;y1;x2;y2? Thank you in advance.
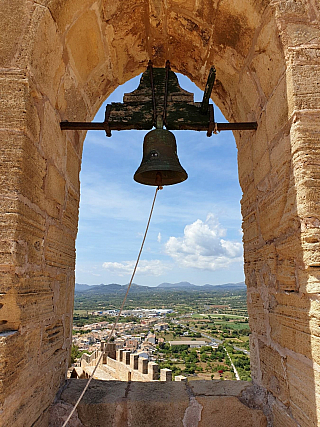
201;66;216;115
60;63;258;137
60;120;258;133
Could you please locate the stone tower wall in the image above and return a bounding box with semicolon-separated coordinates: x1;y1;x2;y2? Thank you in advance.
0;1;320;426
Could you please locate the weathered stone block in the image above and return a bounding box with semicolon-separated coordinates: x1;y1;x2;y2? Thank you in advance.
48;401;85;427
0;74;40;141
49;0;94;32
0;326;66;427
52;273;74;317
254;150;271;186
237;71;260;115
102;4;148;84
190;379;250;396
127;381;189;427
284;22;320;49
242;212;259;244
258;341;289;405
83;63;114;112
167;11;212;80
238;143;254;198
252;17;286;99
0;0;31;67
257;187;293;241
247;292;267;337
45;224;75;269
62;186;80;235
249;335;261;383
240;177;256;212
196;396;267;427
266;76;289;142
0;131;45;206
66;140;81;190
287;63;320;112
29;7;65;105
275;235;301;292
0;288;21;333
289;46;320;66
271;401;300;427
57;70;90;120
60;380;129;427
17;289;54;326
269;294;319;362
46;165;66;206
286;355;320;427
66;10;105;82
269;135;291;178
41;101;67;172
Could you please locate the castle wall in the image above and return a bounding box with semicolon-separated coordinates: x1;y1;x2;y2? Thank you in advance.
79;347;166;382
0;1;320;426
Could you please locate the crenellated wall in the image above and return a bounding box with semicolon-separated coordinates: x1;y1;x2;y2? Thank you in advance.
77;346;172;382
1;1;320;426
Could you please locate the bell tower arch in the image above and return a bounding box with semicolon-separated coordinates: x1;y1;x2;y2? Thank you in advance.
1;1;320;426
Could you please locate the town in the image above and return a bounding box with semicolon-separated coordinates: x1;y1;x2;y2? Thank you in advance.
71;285;251;382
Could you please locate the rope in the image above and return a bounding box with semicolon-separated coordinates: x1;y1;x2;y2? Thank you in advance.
62;186;161;426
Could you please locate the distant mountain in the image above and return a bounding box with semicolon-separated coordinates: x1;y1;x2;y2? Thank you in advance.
75;283;92;292
205;282;246;290
74;283;153;294
75;281;246;293
85;283;123;293
157;281;196;289
157;281;245;291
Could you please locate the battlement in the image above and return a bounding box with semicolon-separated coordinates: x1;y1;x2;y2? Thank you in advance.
76;344;172;382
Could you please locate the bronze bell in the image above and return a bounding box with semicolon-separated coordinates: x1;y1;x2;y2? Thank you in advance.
134;129;188;186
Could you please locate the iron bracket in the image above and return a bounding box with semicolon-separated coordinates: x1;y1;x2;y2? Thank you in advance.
60;63;258;136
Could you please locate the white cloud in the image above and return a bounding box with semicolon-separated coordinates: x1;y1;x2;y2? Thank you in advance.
102;259;172;276
157;232;162;243
164;213;243;271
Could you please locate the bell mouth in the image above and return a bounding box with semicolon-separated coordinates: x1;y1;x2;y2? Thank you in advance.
134;169;188;186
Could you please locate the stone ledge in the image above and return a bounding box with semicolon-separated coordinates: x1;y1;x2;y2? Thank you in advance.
189;379;251;396
49;379;268;427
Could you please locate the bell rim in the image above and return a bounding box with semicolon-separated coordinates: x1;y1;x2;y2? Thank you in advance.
134;169;188;186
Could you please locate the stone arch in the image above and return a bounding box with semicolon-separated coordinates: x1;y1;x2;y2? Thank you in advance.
1;1;320;426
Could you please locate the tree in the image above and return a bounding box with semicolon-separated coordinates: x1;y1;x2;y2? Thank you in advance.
70;344;85;365
200;353;208;362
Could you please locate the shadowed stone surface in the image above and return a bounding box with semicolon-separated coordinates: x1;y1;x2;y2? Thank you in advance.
50;379;268;427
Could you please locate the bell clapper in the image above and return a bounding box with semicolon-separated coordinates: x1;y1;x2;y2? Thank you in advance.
155;171;163;186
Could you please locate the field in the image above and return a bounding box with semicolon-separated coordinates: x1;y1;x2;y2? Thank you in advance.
74;287;249;316
73;286;251;380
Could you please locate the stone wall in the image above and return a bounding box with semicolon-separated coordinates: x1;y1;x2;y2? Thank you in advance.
48;379;268;427
0;0;320;426
79;347;171;382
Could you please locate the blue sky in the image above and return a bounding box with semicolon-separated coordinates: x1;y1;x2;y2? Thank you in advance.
75;74;245;287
